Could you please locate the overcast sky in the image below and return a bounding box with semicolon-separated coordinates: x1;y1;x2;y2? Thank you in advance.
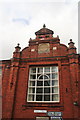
0;0;79;60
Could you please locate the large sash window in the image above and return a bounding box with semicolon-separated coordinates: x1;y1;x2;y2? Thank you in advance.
27;66;59;102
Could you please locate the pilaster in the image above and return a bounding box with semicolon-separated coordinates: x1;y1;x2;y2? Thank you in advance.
3;44;21;118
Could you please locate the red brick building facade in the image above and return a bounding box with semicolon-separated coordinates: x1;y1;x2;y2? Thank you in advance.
1;25;80;119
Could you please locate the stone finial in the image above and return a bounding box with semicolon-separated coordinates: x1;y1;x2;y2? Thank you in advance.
17;43;20;47
43;24;46;28
15;43;21;52
68;39;74;47
70;39;72;42
68;39;76;49
57;35;59;38
68;39;76;54
29;38;32;41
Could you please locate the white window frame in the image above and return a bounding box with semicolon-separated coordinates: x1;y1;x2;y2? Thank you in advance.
27;66;60;102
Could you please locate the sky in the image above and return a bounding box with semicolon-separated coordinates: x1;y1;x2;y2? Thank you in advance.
0;0;80;60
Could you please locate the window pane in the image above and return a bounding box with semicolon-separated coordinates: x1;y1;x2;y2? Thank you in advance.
52;73;58;79
44;88;50;93
52;94;59;101
37;74;41;79
44;75;49;80
37;81;43;86
38;67;43;73
44;67;50;73
47;74;50;78
39;75;43;79
29;81;35;86
30;68;36;73
44;81;50;86
28;95;34;101
52;67;58;72
30;74;36;79
36;95;42;101
44;95;50;101
29;88;35;93
52;80;58;85
52;87;58;93
36;88;43;93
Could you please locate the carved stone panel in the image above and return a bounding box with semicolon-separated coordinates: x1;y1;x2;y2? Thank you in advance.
38;43;50;53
